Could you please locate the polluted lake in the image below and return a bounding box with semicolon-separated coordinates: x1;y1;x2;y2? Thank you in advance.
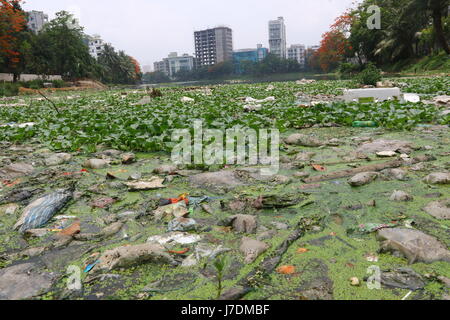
0;77;449;301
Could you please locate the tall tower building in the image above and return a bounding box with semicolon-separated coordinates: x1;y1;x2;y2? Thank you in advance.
194;27;233;67
268;17;287;59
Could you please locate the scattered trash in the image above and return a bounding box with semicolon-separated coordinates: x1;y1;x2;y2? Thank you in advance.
125;177;166;191
167;217;197;232
14;189;73;233
276;265;296;275
352;121;378;128
343;88;403;103
147;232;202;246
349;277;360;286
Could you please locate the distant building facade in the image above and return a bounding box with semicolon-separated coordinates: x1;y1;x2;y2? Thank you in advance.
27;10;48;33
154;60;170;76
194;27;233;67
269;17;287;59
154;52;195;77
288;44;306;67
233;44;268;73
87;35;107;59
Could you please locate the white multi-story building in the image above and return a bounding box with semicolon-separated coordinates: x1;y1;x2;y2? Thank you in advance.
27;11;48;33
288;44;306;67
269;17;287;59
88;35;107;59
154;52;195;78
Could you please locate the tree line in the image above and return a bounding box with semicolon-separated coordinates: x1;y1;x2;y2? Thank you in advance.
0;0;141;84
311;0;449;73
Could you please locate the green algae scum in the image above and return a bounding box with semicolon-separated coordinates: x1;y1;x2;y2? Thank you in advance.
0;77;449;300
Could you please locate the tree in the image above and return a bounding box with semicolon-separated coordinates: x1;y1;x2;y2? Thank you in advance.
315;13;354;72
411;0;450;54
0;0;27;81
41;11;97;80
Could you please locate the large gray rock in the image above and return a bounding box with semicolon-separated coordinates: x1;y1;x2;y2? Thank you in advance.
379;268;425;290
239;237;269;263
423;199;450;220
348;172;379;187
285;134;323;147
423;172;450;185
222;214;258;234
0;263;57;300
357;139;413;154
44;153;72;166
92;243;178;272
390;190;413;202
0;163;34;179
377;228;450;264
189;170;245;190
83;159;108;169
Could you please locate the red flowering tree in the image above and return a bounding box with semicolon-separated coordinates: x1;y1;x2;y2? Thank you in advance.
0;0;27;77
129;56;142;80
313;12;355;73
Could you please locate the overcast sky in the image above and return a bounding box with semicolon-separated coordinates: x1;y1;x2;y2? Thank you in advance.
23;0;358;69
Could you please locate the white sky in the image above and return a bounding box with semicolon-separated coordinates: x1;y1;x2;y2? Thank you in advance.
22;0;359;69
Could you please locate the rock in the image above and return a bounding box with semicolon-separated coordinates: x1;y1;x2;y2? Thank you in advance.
121;153;136;164
285;134;323;147
153;165;178;175
125;177;166;191
24;228;49;238
182;244;231;267
376;151;397;157
44;153;72;166
357;139;413;154
0;203;19;215
378;268;425;290
296;259;333;300
84;159;108;169
0;163;34;179
189;170;245;191
153;202;189;221
423;199;450;220
294;152;316;162
390;190;413;202
411;163;426;171
0;263;58;300
93;243;178;272
423;172;450;185
271;221;289;230
222;214;258;234
294;172;310;178
377;228;450;264
147;232;202;246
167;217;197;232
389;168;407;181
348;172;379;187
434;95;450;105
257;229;277;241
239;237;269;263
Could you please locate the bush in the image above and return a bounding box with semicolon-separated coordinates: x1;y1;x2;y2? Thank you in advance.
0;83;20;97
52;80;66;88
339;63;361;79
358;63;382;86
21;79;44;89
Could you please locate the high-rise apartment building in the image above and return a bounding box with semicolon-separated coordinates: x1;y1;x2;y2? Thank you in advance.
27;11;48;33
194;27;233;67
268;17;287;59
